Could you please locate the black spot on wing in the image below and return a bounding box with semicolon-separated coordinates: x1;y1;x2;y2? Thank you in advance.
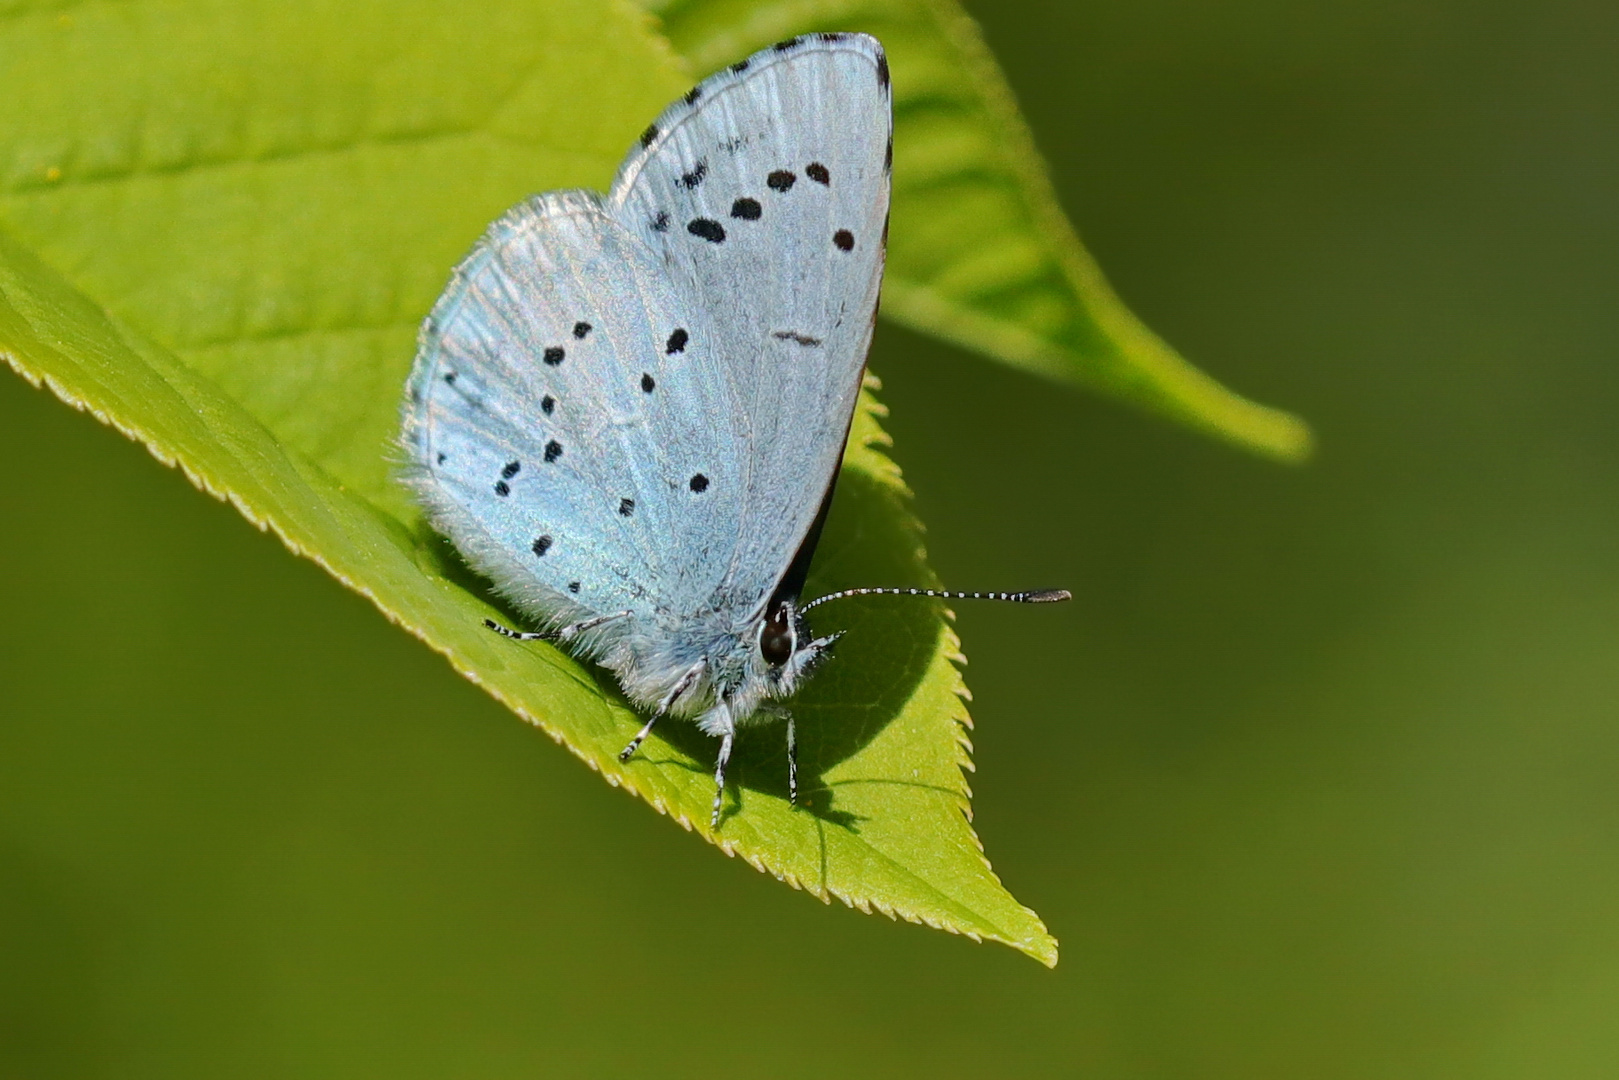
650;211;670;233
641;373;655;393
568;581;581;593
833;229;855;252
806;162;830;185
532;536;552;557
773;37;802;51
730;197;761;220
666;328;689;354
773;331;823;347
767;170;796;192
501;460;521;479
572;321;592;339
543;346;564;366
818;32;847;42
730;58;750;74
544;440;562;463
679;159;707;189
436;452;446;465
619;498;635;517
876;51;890;89
494;481;510;497
683;85;702;106
443;371;457;384
689;473;709;493
885;134;893;172
687;218;725;243
541;394;555;415
640;124;658;149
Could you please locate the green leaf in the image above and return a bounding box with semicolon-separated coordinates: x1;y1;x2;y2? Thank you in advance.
0;1;1054;962
642;0;1313;461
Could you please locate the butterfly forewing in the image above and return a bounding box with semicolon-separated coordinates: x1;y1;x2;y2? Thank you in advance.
610;34;893;618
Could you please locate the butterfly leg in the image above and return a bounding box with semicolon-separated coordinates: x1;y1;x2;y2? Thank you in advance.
809;631;845;654
556;610;634;643
786;713;798;807
484;610;632;643
618;714;662;763
483;620;548;641
617;660;706;763
712;726;736;829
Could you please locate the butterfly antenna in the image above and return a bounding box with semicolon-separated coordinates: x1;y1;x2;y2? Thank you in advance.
799;587;1071;613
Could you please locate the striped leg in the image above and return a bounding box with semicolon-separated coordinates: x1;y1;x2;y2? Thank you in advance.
556;611;633;643
484;610;632;643
483;620;547;641
618;714;662;763
618;660;706;763
711;728;735;829
786;714;798;807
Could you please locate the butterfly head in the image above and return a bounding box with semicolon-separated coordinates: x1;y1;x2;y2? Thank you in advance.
754;596;840;698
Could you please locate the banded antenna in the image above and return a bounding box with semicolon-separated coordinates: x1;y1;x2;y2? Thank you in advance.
800;587;1071;613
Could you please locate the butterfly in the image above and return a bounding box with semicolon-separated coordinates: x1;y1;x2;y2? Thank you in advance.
400;33;1067;828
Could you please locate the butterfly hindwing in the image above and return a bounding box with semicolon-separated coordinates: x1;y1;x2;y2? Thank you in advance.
610;33;892;616
403;191;748;630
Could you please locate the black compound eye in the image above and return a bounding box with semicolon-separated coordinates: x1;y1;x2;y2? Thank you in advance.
760;605;795;666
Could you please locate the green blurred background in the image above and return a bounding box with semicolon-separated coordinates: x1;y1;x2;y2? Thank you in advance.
3;0;1617;1075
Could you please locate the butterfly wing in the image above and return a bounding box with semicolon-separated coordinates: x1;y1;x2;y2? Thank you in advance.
402;191;749;635
608;33;892;622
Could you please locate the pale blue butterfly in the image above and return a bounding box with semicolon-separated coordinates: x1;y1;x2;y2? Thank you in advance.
401;33;1068;828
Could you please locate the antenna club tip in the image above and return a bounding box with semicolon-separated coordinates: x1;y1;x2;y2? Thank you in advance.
1027;589;1072;603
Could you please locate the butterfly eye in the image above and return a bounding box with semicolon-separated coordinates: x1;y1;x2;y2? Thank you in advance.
759;604;795;666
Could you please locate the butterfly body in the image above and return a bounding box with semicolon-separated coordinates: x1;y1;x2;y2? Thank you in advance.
401;35;892;822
